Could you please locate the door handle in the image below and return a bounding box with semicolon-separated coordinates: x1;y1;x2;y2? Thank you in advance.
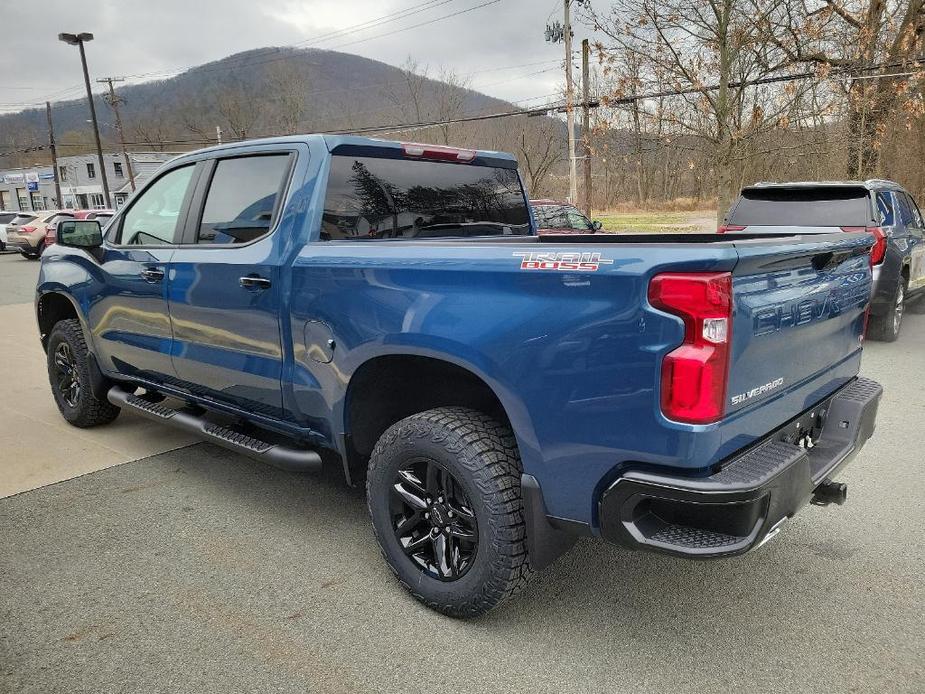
141;267;165;283
240;275;271;290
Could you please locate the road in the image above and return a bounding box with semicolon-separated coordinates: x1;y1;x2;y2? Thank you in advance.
1;252;923;693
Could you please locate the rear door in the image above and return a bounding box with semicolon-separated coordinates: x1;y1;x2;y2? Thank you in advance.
167;149;295;418
726;232;873;416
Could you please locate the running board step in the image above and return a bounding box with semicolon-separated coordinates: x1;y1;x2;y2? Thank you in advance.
107;386;322;472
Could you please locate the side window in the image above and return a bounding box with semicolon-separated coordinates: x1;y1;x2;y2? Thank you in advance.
196;154;291;244
903;193;923;229
896;193;916;227
876;192;895;226
118;165;195;246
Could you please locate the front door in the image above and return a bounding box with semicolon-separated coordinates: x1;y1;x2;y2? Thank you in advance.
90;163;199;383
168;151;294;418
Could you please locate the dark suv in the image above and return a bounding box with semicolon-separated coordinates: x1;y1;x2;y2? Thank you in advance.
720;180;925;341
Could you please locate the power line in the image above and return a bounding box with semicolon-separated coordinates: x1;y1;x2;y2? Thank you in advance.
4;53;922;159
116;1;498;85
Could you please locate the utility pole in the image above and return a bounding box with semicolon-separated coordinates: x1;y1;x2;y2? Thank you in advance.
58;33;112;208
563;0;577;204
581;38;592;218
97;76;135;192
215;126;223;145
45;102;63;209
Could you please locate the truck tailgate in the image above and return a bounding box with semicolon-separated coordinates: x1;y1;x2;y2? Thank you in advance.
726;233;873;416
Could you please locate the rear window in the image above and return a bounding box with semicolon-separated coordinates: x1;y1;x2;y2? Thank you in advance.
197;154;292;244
729;187;874;227
321;155;530;240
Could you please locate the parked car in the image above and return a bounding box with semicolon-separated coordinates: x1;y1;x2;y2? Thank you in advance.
530;199;602;234
0;211;19;250
720;180;925;341
7;210;75;259
38;136;882;617
2;212;38;251
44;209;114;248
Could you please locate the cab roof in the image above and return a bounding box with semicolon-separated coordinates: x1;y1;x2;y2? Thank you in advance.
169;134;518;169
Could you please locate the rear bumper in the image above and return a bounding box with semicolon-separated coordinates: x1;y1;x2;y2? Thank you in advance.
598;376;882;558
7;233;41;253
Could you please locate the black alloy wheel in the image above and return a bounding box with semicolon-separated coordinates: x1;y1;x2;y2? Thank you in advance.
391;458;479;581
53;341;81;408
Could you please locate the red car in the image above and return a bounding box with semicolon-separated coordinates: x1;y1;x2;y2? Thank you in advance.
44;209;115;248
530;199;602;234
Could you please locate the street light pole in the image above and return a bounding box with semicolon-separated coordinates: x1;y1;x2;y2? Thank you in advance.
58;32;111;208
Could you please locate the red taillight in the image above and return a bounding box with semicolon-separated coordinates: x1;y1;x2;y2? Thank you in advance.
717;224;745;234
867;226;886;265
841;226;886;266
401;142;476;162
648;272;733;424
21;225;36;233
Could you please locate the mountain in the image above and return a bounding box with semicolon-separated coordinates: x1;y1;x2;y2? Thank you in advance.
0;47;568;196
1;47;520;153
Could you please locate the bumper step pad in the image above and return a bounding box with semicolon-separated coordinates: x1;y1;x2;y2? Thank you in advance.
598;376;883;558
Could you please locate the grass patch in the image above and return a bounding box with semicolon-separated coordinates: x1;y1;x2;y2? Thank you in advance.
595;211;699;233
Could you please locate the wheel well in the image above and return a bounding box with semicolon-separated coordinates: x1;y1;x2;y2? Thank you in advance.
37;293;79;350
345;355;511;460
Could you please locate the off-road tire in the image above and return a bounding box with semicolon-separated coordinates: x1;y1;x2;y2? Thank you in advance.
367;407;535;618
46;319;120;427
869;278;907;342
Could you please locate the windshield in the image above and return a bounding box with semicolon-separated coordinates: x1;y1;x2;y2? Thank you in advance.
729;187;873;227
321;154;531;240
532;204;593;231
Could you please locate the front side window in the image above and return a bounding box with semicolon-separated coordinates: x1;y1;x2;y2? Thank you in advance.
86;163;96;179
533;204;592;231
321;155;530;240
118;165;195;246
900;193;923;228
195;154;291;244
895;192;915;227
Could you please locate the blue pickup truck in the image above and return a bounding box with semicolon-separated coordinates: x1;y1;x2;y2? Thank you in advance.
38;135;882;617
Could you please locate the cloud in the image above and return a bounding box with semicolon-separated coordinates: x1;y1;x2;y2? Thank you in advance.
0;0;575;114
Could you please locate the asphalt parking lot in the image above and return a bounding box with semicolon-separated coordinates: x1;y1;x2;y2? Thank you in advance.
1;252;923;693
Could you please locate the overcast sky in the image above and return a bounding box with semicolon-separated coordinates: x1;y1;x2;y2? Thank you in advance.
1;0;591;115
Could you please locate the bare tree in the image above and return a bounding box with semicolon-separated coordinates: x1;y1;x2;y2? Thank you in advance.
518;119;566;195
264;62;311;134
217;84;262;139
583;0;818;220
758;0;925;176
386;57;430;124
433;67;471;144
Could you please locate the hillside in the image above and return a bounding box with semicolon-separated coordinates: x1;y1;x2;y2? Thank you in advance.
0;47;520;154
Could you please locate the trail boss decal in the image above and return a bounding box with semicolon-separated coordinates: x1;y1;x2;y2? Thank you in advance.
513;251;614;272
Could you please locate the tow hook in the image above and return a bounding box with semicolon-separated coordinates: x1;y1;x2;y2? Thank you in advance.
811;479;848;506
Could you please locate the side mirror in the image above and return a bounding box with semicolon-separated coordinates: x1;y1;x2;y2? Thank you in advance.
592;220;602;231
57;219;103;249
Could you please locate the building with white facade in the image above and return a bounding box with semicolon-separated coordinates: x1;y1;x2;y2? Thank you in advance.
0;151;179;212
